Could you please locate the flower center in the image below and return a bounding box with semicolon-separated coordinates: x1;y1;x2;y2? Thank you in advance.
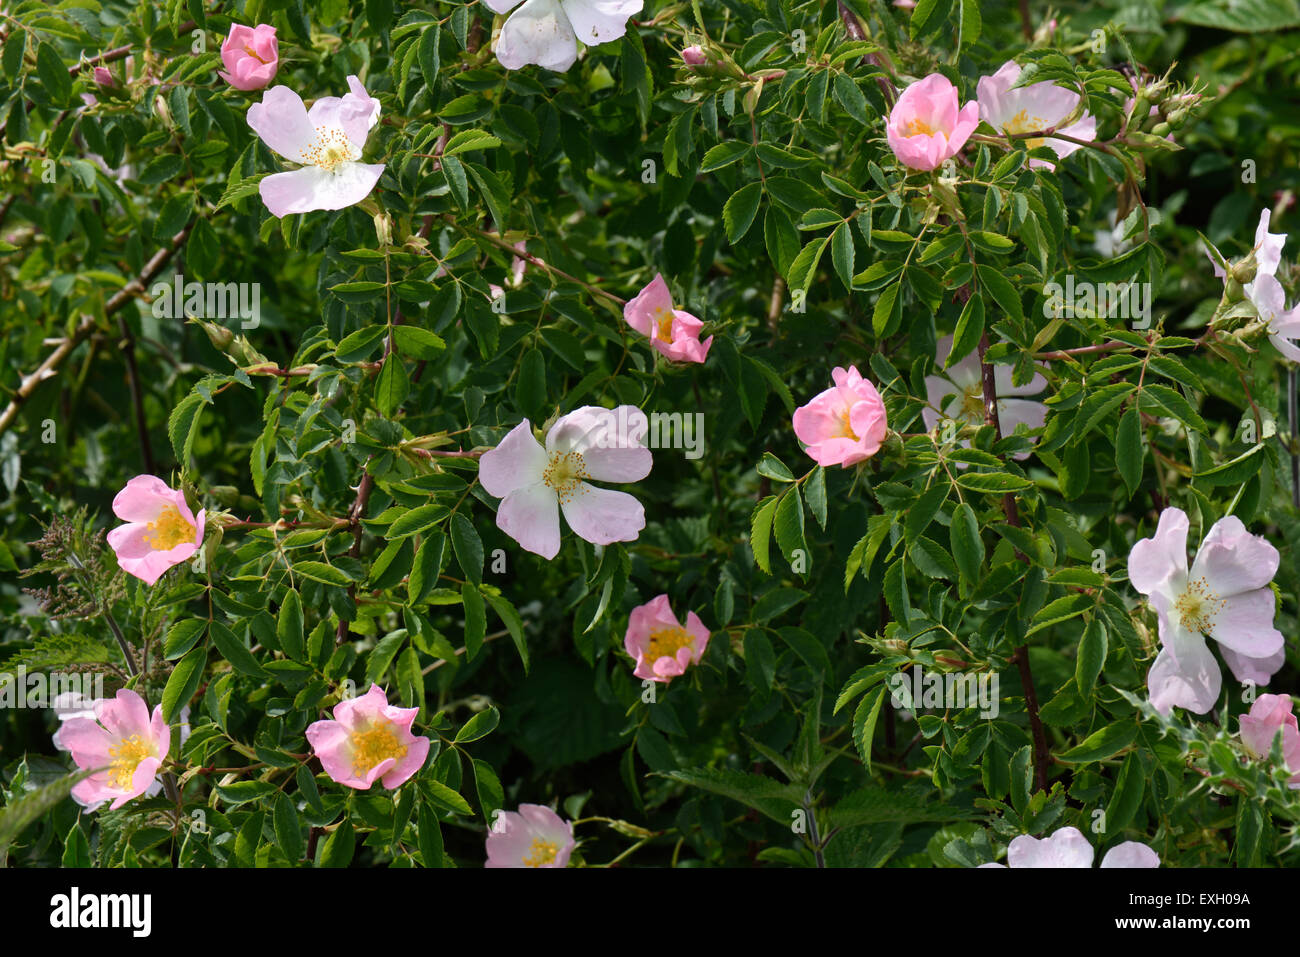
1003;109;1047;150
1175;578;1224;634
302;127;358;172
242;44;271;64
654;307;675;342
904;117;936;137
835;405;858;440
107;733;155;791
523;838;559;867
644;626;694;667
143;504;195;551
350;724;408;775
542;451;589;503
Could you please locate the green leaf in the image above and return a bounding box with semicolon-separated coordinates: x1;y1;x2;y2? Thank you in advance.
455;706;500;743
294;561;354;587
1115;407;1144;498
1057;720;1137;764
947;294;984;368
750;496;777;575
209;621;267;677
852;687;886;773
374;357;410;417
274;792;304;862
36;42;72;107
1075;616;1108;698
417;803;444;867
976;264;1023;322
168;393;205;467
950;502;984;584
319;822;356;867
724;182;763;243
910;0;955;39
659;768;802;825
278;590;306;662
162;646;206;722
388;504;450;539
164;619;207;659
450;513;484;584
462;582;486;660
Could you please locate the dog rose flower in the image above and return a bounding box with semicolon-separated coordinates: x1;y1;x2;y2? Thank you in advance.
305;684;430;790
106;475;205;586
484;0;642;72
980;826;1159;868
478;406;653;559
55;689;173;812
921;336;1047;460
1128;508;1285;715
623;274;712;363
485;804;575;867
977;61;1096;169
1240;694;1300;787
793;365;889;467
625;594;710;683
247;76;384;217
219;23;279;91
885;74;979;171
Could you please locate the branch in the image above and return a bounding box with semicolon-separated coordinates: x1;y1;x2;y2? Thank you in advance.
976;332;1050;793
0;222;193;436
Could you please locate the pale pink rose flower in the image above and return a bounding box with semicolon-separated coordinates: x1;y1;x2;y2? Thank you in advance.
305;684;430;790
1206;208;1286;283
623;274;712;363
792;365;888;467
1250;273;1300;362
1128;508;1285;715
885;74;979;171
106;475;205;586
977;61;1096;170
246;76;384;217
485;0;642;72
894;0;916;8
56;689;173;811
485;804;575;867
980;826;1159;868
1239;694;1300;787
479;406;653;559
219;24;279;91
921;335;1047;461
92;66;114;87
681;45;707;67
624;594;710;683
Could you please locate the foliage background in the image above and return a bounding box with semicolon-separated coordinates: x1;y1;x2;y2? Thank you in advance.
2;0;1300;867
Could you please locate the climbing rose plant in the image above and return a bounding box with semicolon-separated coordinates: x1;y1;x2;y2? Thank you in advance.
2;0;1300;869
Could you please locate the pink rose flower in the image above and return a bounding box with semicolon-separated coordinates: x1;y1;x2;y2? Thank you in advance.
478;406;653;559
1206;209;1300;360
885;74;979;171
921;335;1047;462
623;274;712;364
793;365;889;467
92;66;114;88
681;45;707;67
1240;694;1300;787
55;689;173;811
977;61;1097;170
246;76;384;217
979;826;1159;868
485;804;575;868
305;684;431;790
624;594;710;683
106;475;205;586
1129;508;1285;715
219;23;280;91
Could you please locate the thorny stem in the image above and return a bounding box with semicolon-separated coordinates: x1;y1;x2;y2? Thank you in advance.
975;334;1050;794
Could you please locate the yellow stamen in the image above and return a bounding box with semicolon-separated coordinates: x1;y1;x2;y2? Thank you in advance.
542;450;589;504
350;724;408;776
107;733;155;791
644;626;695;668
1175;578;1224;634
302;127;358;172
142;504;195;551
242;44;271;65
1002;108;1047;150
523;838;559;867
904;117;936;137
654;307;676;342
